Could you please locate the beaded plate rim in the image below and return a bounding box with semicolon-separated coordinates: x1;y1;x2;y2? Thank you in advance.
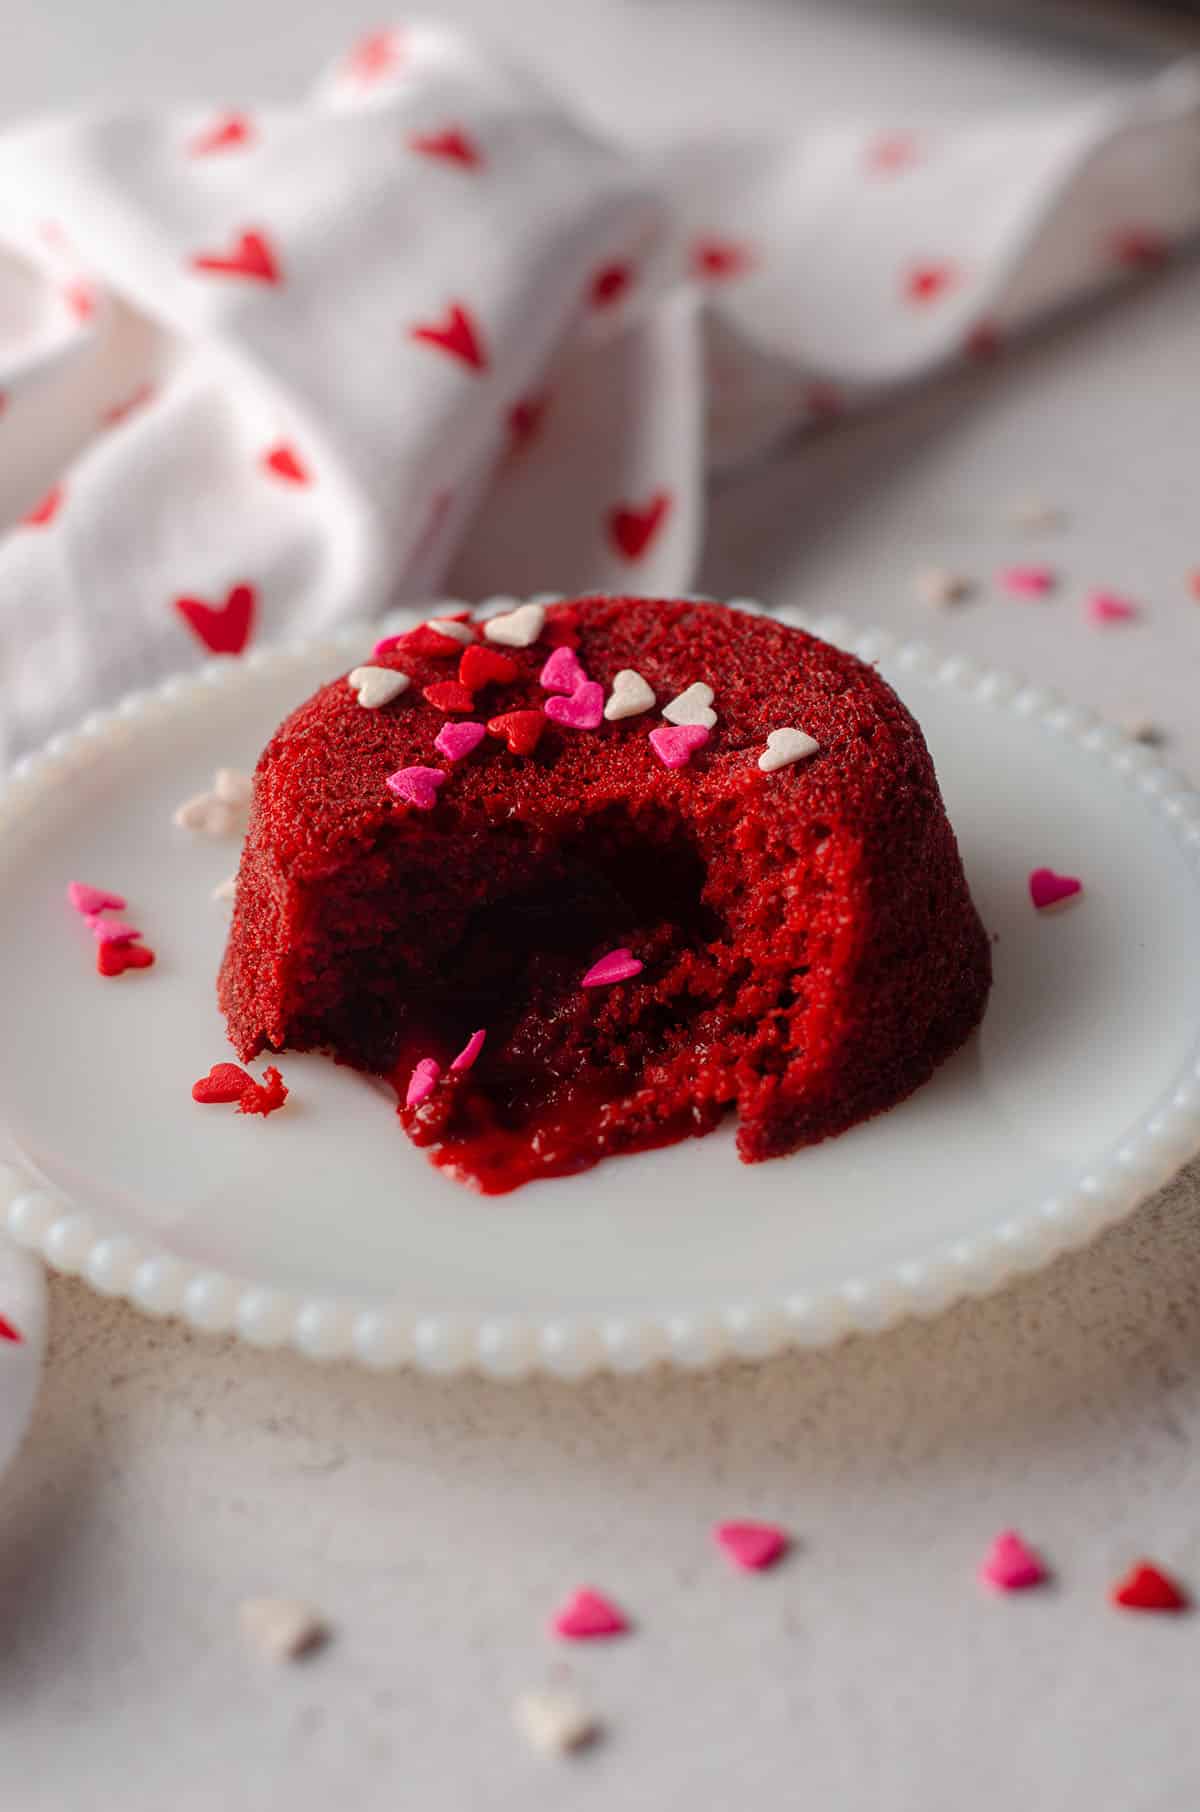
2;600;1200;1377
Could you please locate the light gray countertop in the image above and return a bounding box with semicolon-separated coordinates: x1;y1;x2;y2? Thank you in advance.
3;3;1200;1806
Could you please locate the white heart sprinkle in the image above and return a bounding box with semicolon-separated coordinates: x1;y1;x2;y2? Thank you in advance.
213;768;252;806
425;617;473;644
514;1688;599;1756
212;874;237;903
239;1598;328;1663
662;681;716;729
758;727;819;772
914;567;973;608
604;668;655;721
483;602;546;648
348;665;410;709
173;793;242;838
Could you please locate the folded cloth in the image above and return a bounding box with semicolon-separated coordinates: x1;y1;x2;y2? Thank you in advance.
0;23;1196;763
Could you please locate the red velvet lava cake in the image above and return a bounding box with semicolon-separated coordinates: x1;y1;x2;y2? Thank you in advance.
219;596;991;1192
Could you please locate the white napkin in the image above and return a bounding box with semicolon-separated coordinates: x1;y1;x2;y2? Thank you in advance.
0;21;1197;764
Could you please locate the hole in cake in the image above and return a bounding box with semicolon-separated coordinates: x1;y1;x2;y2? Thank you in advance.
285;813;738;1191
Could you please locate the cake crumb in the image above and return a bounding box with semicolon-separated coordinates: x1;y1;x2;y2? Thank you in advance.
239;1597;328;1661
514;1687;599;1756
914;567;973;608
237;1065;289;1117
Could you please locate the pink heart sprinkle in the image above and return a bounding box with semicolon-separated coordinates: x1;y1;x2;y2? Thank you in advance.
551;1588;629;1641
87;916;143;945
582;948;644;988
405;1057;441;1108
998;564;1056;598
649;723;710;769
1085;589;1138;625
544;680;604;731
450;1028;486;1072
539;645;587;693
67;881;126;916
979;1530;1046;1593
1029;867;1082;911
386;765;447;810
434;720;486;763
714;1521;790;1572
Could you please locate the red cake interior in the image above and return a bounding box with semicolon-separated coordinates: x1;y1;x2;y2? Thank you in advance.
220;597;991;1193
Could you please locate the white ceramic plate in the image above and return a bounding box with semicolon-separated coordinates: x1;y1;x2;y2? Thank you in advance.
2;608;1200;1378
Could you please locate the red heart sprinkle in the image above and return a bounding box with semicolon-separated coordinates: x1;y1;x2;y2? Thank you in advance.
608;490;671;561
408;127;482;168
262;442;309;484
1111;1562;1188;1612
459;644;517;691
0;1315;23;1343
396;623;467;658
22;485;63;528
189;229;281;286
424;680;476;714
590;262;631;308
487;710;544;756
175;582;256;655
409;301;487;373
97;941;156;976
192;1062;254;1104
189;112;253;156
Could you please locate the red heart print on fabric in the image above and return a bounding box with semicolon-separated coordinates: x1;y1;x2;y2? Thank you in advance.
0;1316;23;1344
102;382;155;428
1110;227;1169;271
408;127;482;169
590;262;631;308
175;582;256;655
98;940;156;976
965;321;1003;363
692;238;753;281
65;280;96;322
345;28;403;84
409;302;487;372
507;395;546;453
189;113;253;156
192;1063;254;1104
190;229;281;286
608;490;671;561
22;485;63;528
262;442;309;484
805;381;844;422
866;131;920;174
905;261;958;305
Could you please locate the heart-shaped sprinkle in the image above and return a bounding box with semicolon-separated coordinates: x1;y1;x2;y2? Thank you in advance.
978;1530;1047;1592
514;1687;598;1756
348;666;409;709
386;766;446;810
998;564;1056;598
174;794;244;838
459;644;517;691
650;724;710;769
88;917;143;946
192;1062;255;1105
713;1521;790;1572
425;616;474;645
1111;1562;1188;1612
378;623;463;659
483;602;545;648
915;567;974;608
424;680;476;714
550;1588;629;1641
539;645;586;693
604;669;655;721
545;681;604;732
67;881;126;916
450;1028;486;1072
240;1597;328;1662
488;710;544;756
214;769;252;806
759;728;819;773
582;948;644;988
1085;589;1138;625
1029;867;1082;911
662;682;716;729
0;1315;23;1343
97;941;155;977
406;1057;441;1108
212;875;237;903
434;720;486;763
